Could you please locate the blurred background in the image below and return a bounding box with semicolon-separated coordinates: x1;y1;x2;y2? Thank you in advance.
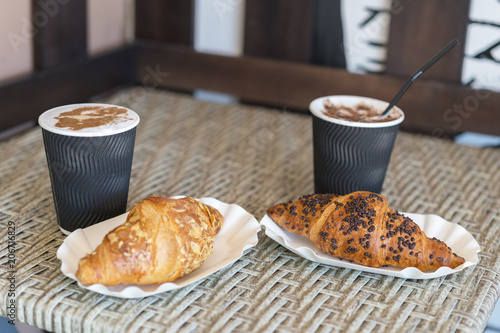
2;0;500;89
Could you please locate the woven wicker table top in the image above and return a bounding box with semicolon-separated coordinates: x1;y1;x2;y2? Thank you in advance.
0;88;499;333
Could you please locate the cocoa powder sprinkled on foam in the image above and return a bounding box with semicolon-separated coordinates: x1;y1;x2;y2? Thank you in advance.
322;100;399;123
54;106;132;131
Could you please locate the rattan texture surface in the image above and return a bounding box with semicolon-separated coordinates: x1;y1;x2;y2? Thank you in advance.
0;88;499;333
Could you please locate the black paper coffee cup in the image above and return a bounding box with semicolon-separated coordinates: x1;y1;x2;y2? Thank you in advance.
310;96;404;195
39;103;140;234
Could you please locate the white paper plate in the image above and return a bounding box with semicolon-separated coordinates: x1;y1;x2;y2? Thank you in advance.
57;197;260;298
260;212;480;279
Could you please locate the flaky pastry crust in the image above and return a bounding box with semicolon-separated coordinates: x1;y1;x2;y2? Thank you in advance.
76;196;223;286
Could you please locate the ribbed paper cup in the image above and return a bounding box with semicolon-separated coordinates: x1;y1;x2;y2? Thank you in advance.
39;103;140;234
310;96;404;195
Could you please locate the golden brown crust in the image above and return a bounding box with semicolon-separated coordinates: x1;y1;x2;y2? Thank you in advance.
267;191;465;270
76;196;224;286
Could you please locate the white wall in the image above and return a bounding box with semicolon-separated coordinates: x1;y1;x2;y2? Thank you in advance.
0;0;33;83
193;0;246;104
462;0;500;91
0;0;132;84
87;0;132;56
341;0;500;91
194;0;245;57
341;0;391;74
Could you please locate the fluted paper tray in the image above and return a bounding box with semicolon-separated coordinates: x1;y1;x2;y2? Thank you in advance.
260;212;480;279
57;197;260;298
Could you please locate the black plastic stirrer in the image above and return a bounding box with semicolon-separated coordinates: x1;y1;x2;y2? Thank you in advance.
380;39;460;118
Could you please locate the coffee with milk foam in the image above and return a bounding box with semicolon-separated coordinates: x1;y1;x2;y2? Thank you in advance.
39;104;140;137
322;100;400;123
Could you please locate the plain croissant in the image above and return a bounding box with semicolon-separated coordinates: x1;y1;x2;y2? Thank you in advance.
76;196;223;286
267;191;465;270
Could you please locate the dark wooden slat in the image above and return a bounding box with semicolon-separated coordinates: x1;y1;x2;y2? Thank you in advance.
244;0;315;62
311;0;346;68
135;0;193;45
32;0;87;70
0;46;136;133
386;0;470;83
136;42;500;136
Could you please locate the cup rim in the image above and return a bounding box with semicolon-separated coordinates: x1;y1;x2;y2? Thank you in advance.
309;95;405;128
38;103;140;137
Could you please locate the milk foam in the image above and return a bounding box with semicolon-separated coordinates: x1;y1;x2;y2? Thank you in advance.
309;96;404;129
39;103;140;137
